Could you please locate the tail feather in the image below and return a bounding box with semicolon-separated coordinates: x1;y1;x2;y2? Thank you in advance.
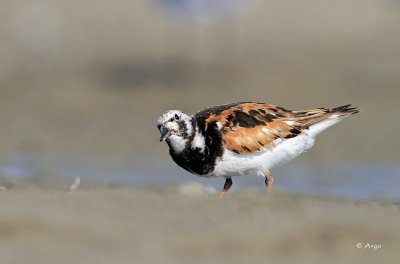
329;104;360;116
294;104;359;130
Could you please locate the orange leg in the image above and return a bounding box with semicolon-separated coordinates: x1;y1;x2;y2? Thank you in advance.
218;178;233;199
264;173;274;192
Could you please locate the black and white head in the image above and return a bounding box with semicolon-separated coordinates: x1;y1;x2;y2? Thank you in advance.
157;110;194;153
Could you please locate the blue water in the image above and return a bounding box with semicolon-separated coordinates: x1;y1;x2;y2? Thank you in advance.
0;154;399;202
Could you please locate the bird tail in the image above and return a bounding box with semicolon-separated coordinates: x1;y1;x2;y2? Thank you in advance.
328;104;360;117
293;104;359;136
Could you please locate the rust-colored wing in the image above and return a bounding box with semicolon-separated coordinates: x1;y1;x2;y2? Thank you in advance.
194;102;358;154
194;102;300;154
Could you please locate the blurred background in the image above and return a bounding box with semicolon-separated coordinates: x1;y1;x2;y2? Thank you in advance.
1;1;400;264
0;0;399;192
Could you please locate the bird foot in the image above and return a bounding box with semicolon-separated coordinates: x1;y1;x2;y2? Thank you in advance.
218;191;229;199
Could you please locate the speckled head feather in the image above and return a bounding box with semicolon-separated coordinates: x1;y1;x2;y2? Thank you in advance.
157;110;195;153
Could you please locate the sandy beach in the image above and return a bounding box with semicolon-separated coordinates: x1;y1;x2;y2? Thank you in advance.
1;1;399;263
0;184;398;264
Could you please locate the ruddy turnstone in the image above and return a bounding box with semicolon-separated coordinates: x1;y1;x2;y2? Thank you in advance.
157;102;359;198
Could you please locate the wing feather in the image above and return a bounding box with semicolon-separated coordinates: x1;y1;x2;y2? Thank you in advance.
195;102;299;154
194;102;358;154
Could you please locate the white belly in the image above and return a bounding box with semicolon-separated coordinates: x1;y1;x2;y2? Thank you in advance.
211;133;316;177
210;117;343;177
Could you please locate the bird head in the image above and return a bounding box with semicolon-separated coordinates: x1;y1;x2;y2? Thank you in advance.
157;110;194;153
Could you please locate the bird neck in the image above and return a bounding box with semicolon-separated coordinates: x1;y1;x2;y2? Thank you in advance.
167;135;189;154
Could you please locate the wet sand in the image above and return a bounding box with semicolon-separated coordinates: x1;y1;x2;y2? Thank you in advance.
1;1;399;263
0;185;398;264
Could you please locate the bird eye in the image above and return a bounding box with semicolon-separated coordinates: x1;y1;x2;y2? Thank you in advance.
169;117;174;122
175;114;180;120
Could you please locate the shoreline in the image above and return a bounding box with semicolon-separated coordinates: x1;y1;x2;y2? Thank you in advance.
0;186;398;264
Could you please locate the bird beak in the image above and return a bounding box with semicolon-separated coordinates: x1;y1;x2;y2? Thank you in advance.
159;127;172;142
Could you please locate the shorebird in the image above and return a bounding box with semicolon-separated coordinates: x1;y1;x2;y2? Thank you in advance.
157;102;358;198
